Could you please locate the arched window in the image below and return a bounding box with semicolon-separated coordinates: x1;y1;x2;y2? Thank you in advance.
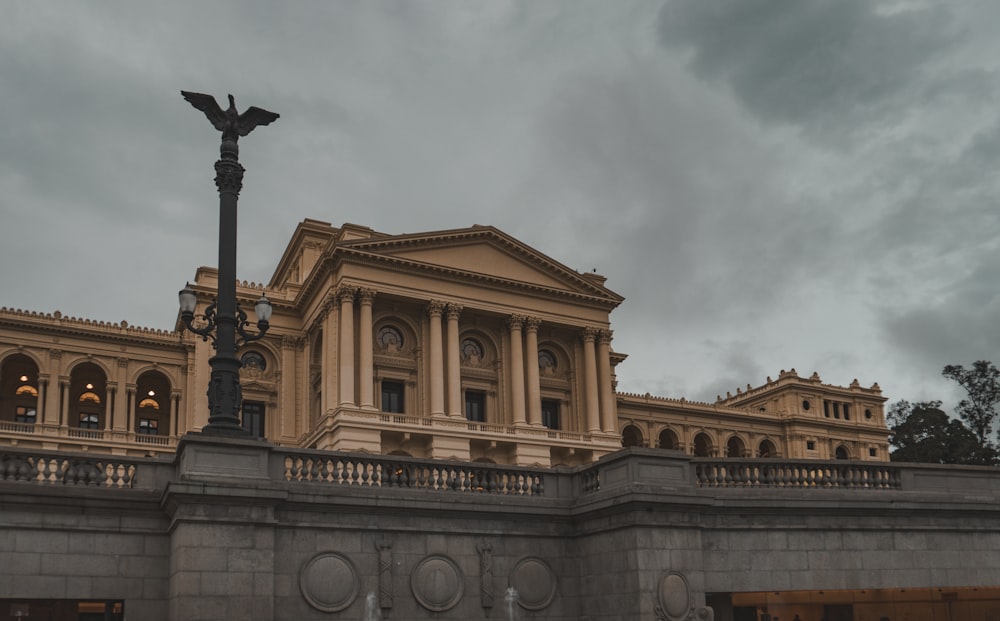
377;325;404;353
622;424;644;448
835;445;850;460
538;349;557;376
658;428;679;450
461;338;485;365
693;432;713;457
136;370;171;437
241;350;267;372
71;362;107;431
2;354;40;425
758;439;777;458
726;436;746;458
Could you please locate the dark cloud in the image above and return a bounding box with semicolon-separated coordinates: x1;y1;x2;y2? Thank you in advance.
658;0;959;139
1;1;999;413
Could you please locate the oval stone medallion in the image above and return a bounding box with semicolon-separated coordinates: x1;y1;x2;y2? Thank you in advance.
299;552;359;612
411;554;464;612
657;571;690;619
509;557;556;610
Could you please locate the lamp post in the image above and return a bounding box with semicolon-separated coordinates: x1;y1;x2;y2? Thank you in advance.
178;91;279;434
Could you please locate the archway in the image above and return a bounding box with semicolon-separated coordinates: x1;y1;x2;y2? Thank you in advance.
726;436;746;458
693;432;713;457
658;428;679;450
2;353;40;424
622;424;644;448
835;445;850;460
758;439;777;458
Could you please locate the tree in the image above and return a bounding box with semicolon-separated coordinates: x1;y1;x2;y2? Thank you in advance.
887;400;995;465
942;360;1000;448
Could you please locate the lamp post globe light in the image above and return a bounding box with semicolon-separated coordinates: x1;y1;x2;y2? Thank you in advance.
178;91;279;434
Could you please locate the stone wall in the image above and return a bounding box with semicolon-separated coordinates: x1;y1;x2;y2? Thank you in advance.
2;444;1000;620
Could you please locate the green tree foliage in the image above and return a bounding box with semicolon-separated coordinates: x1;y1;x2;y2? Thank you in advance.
887;400;995;465
942;360;1000;448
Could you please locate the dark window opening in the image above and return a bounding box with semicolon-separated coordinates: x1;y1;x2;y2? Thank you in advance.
465;390;486;422
843;404;850;420
541;399;560;430
241;400;265;438
823;401;830;418
869;447;877;457
381;381;405;414
138;418;159;435
15;405;36;424
807;440;816;450
78;413;99;429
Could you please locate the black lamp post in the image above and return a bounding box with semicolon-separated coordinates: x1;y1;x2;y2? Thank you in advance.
178;91;279;434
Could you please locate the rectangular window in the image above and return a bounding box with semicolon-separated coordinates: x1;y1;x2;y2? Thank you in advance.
806;440;816;450
79;413;99;429
843;404;851;420
138;418;159;435
465;390;486;422
833;402;841;419
381;381;405;414
823;401;830;418
241;400;266;438
869;447;877;457
541;399;560;430
15;406;36;424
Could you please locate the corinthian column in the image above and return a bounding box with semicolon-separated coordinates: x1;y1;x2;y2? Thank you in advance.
508;316;526;426
358;288;376;409
597;330;616;433
337;286;357;407
428;301;446;416
582;328;601;433
524;317;542;426
446;304;463;418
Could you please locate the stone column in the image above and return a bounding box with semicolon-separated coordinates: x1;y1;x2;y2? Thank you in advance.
113;356;128;432
428;301;446;416
126;385;136;433
59;378;69;428
44;349;63;426
524;317;542;426
321;295;338;414
597;329;616;433
582;328;601;433
105;385;116;432
338;286;357;407
171;390;182;436
37;376;48;426
446;304;463;418
358;289;376;410
508;316;526;426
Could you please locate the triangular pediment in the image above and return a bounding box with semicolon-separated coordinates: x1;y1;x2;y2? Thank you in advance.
337;227;622;303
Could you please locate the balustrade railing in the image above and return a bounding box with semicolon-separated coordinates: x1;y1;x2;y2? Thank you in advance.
1;452;139;488
281;452;544;496
693;459;901;489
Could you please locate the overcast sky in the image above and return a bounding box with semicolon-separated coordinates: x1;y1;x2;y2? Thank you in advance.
3;1;998;413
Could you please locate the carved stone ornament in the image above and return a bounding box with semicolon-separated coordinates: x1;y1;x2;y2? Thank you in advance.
509;557;556;611
410;554;464;612
299;552;360;613
654;571;714;621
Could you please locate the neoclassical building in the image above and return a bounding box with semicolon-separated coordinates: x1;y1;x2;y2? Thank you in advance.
0;219;889;465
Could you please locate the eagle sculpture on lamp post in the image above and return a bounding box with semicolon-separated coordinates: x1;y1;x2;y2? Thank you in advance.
181;91;279;147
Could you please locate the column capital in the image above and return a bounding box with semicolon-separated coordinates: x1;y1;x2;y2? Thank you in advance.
335;285;357;304
581;327;598;343
446;304;463;320
358;288;377;304
427;300;446;318
524;317;541;333
507;314;525;330
598;329;613;345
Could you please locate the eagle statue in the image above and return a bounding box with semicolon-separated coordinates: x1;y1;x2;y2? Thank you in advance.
181;91;279;143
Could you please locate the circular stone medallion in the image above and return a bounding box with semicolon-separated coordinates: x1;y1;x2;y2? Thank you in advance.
657;571;690;619
411;554;464;612
509;557;557;610
299;552;360;612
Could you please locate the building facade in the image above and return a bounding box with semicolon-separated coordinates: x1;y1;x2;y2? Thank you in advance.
0;219;889;465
